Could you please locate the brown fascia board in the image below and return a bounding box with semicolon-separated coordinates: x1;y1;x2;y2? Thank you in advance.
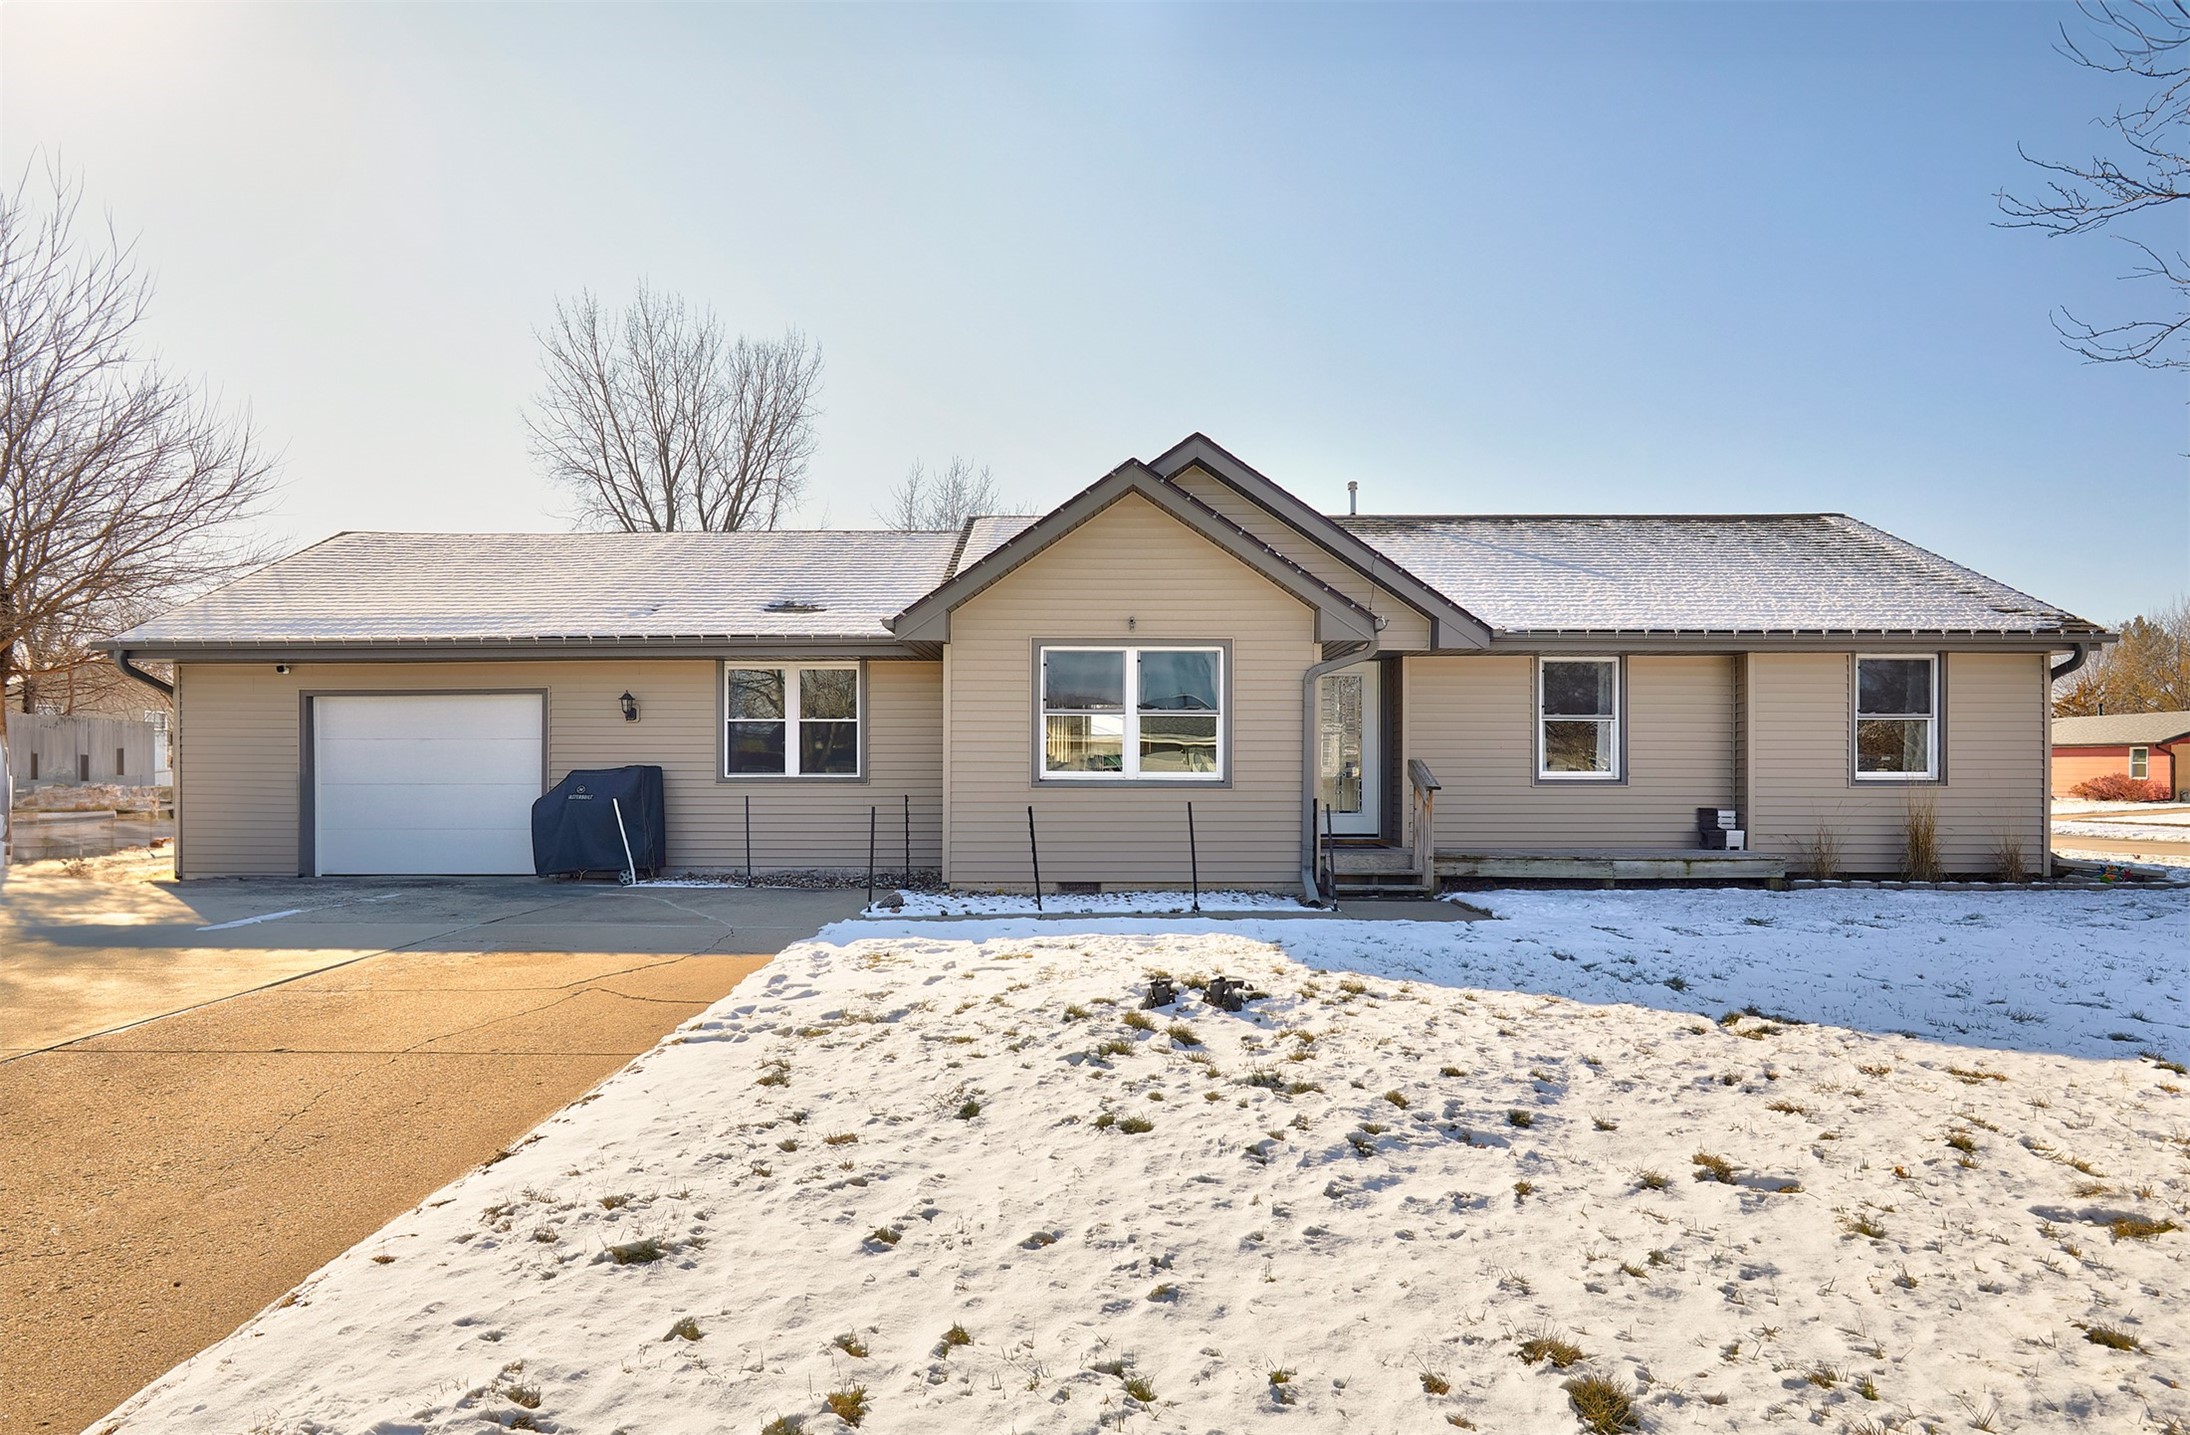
887;459;1380;645
1145;432;1494;650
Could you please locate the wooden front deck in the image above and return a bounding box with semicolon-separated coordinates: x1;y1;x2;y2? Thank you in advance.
1327;842;1786;890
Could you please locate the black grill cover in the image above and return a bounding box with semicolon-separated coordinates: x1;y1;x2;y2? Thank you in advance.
532;765;666;878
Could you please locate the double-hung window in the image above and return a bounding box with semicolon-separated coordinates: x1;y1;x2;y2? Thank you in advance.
1853;655;1937;780
1538;658;1621;779
2130;746;2150;780
1041;646;1223;780
724;664;860;777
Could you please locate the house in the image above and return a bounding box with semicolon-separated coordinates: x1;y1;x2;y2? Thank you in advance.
103;434;2108;889
2051;711;2190;800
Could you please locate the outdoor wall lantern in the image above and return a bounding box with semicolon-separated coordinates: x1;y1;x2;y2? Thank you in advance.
620;691;639;722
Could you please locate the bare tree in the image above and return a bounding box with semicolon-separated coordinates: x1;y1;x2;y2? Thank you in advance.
2054;596;2190;713
2000;0;2190;366
0;166;276;737
527;285;822;532
880;456;1010;531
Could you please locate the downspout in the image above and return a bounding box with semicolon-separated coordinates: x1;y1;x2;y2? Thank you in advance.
2042;643;2091;882
112;650;176;699
1300;631;1378;904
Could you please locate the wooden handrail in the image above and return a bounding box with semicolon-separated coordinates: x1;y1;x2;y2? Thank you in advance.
1407;760;1440;895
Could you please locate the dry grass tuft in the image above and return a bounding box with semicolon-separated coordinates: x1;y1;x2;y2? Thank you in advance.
1517;1329;1587;1369
2082;1324;2143;1351
1901;794;1940;882
824;1385;870;1426
1564;1374;1640;1432
663;1316;701;1341
940;1322;972;1350
2107;1214;2179;1242
832;1331;869;1357
1691;1151;1738;1184
1797;824;1844;880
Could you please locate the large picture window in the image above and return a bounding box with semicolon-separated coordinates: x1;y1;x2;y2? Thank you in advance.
1538;657;1620;779
724;664;860;777
1854;655;1937;780
1041;646;1223;781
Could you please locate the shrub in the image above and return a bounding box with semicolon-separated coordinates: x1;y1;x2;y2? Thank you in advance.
2070;773;2172;802
1797;824;1844;880
1901;794;1940;882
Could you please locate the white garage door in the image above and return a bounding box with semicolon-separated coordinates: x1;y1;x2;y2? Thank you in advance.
313;693;544;875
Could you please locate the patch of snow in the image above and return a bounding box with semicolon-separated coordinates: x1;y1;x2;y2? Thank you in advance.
2054;820;2190;843
97;887;2190;1435
875;889;1314;917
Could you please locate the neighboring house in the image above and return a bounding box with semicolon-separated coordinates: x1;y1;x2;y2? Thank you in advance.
2051;711;2190;799
103;434;2108;888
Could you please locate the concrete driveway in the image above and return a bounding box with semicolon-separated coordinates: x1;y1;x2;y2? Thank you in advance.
0;857;861;1434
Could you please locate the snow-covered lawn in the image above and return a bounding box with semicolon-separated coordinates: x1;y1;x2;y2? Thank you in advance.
2054;819;2190;843
98;888;2190;1435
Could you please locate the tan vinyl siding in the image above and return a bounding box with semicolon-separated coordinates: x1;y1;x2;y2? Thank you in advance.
171;658;942;877
1745;651;2048;875
944;492;1316;888
1403;654;1737;850
1169;465;1435;651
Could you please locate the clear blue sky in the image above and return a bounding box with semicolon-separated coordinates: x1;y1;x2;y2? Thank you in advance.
4;2;2182;623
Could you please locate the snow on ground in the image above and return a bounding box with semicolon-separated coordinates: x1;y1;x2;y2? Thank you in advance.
97;888;2190;1435
2057;846;2190;872
2052;800;2190;817
877;889;1311;917
2055;819;2190;843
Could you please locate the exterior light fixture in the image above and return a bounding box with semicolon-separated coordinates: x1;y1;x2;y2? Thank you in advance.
620;691;639;722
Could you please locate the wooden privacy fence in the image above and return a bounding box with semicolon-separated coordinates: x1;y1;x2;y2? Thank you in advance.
4;713;168;789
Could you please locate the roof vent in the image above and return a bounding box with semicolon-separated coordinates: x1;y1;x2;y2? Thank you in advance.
764;599;826;614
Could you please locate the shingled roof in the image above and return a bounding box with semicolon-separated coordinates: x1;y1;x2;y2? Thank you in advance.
2052;711;2190;747
1336;514;2101;637
111;530;963;648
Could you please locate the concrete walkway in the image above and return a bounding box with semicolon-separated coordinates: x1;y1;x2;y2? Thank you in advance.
0;865;860;1434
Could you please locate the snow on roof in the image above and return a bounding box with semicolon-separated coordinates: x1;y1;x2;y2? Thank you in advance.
1336;513;2100;635
951;515;1043;575
2051;711;2190;747
110;530;964;646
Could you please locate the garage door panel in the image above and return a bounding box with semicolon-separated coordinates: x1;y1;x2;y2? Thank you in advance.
313;693;543;875
316;737;543;787
320;824;535;876
315;779;543;830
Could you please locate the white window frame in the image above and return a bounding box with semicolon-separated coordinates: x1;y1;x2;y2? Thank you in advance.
1852;653;1939;783
1536;656;1622;781
722;663;862;779
1038;645;1226;783
2130;746;2150;780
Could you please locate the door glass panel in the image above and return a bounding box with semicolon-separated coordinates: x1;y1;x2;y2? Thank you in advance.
1318;675;1365;814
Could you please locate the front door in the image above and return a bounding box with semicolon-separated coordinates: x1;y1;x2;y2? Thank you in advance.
1316;662;1382;837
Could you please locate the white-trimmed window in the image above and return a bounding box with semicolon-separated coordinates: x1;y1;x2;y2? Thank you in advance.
1854;655;1937;780
724;664;860;777
2130;746;2150;780
1041;646;1223;781
1538;657;1621;779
